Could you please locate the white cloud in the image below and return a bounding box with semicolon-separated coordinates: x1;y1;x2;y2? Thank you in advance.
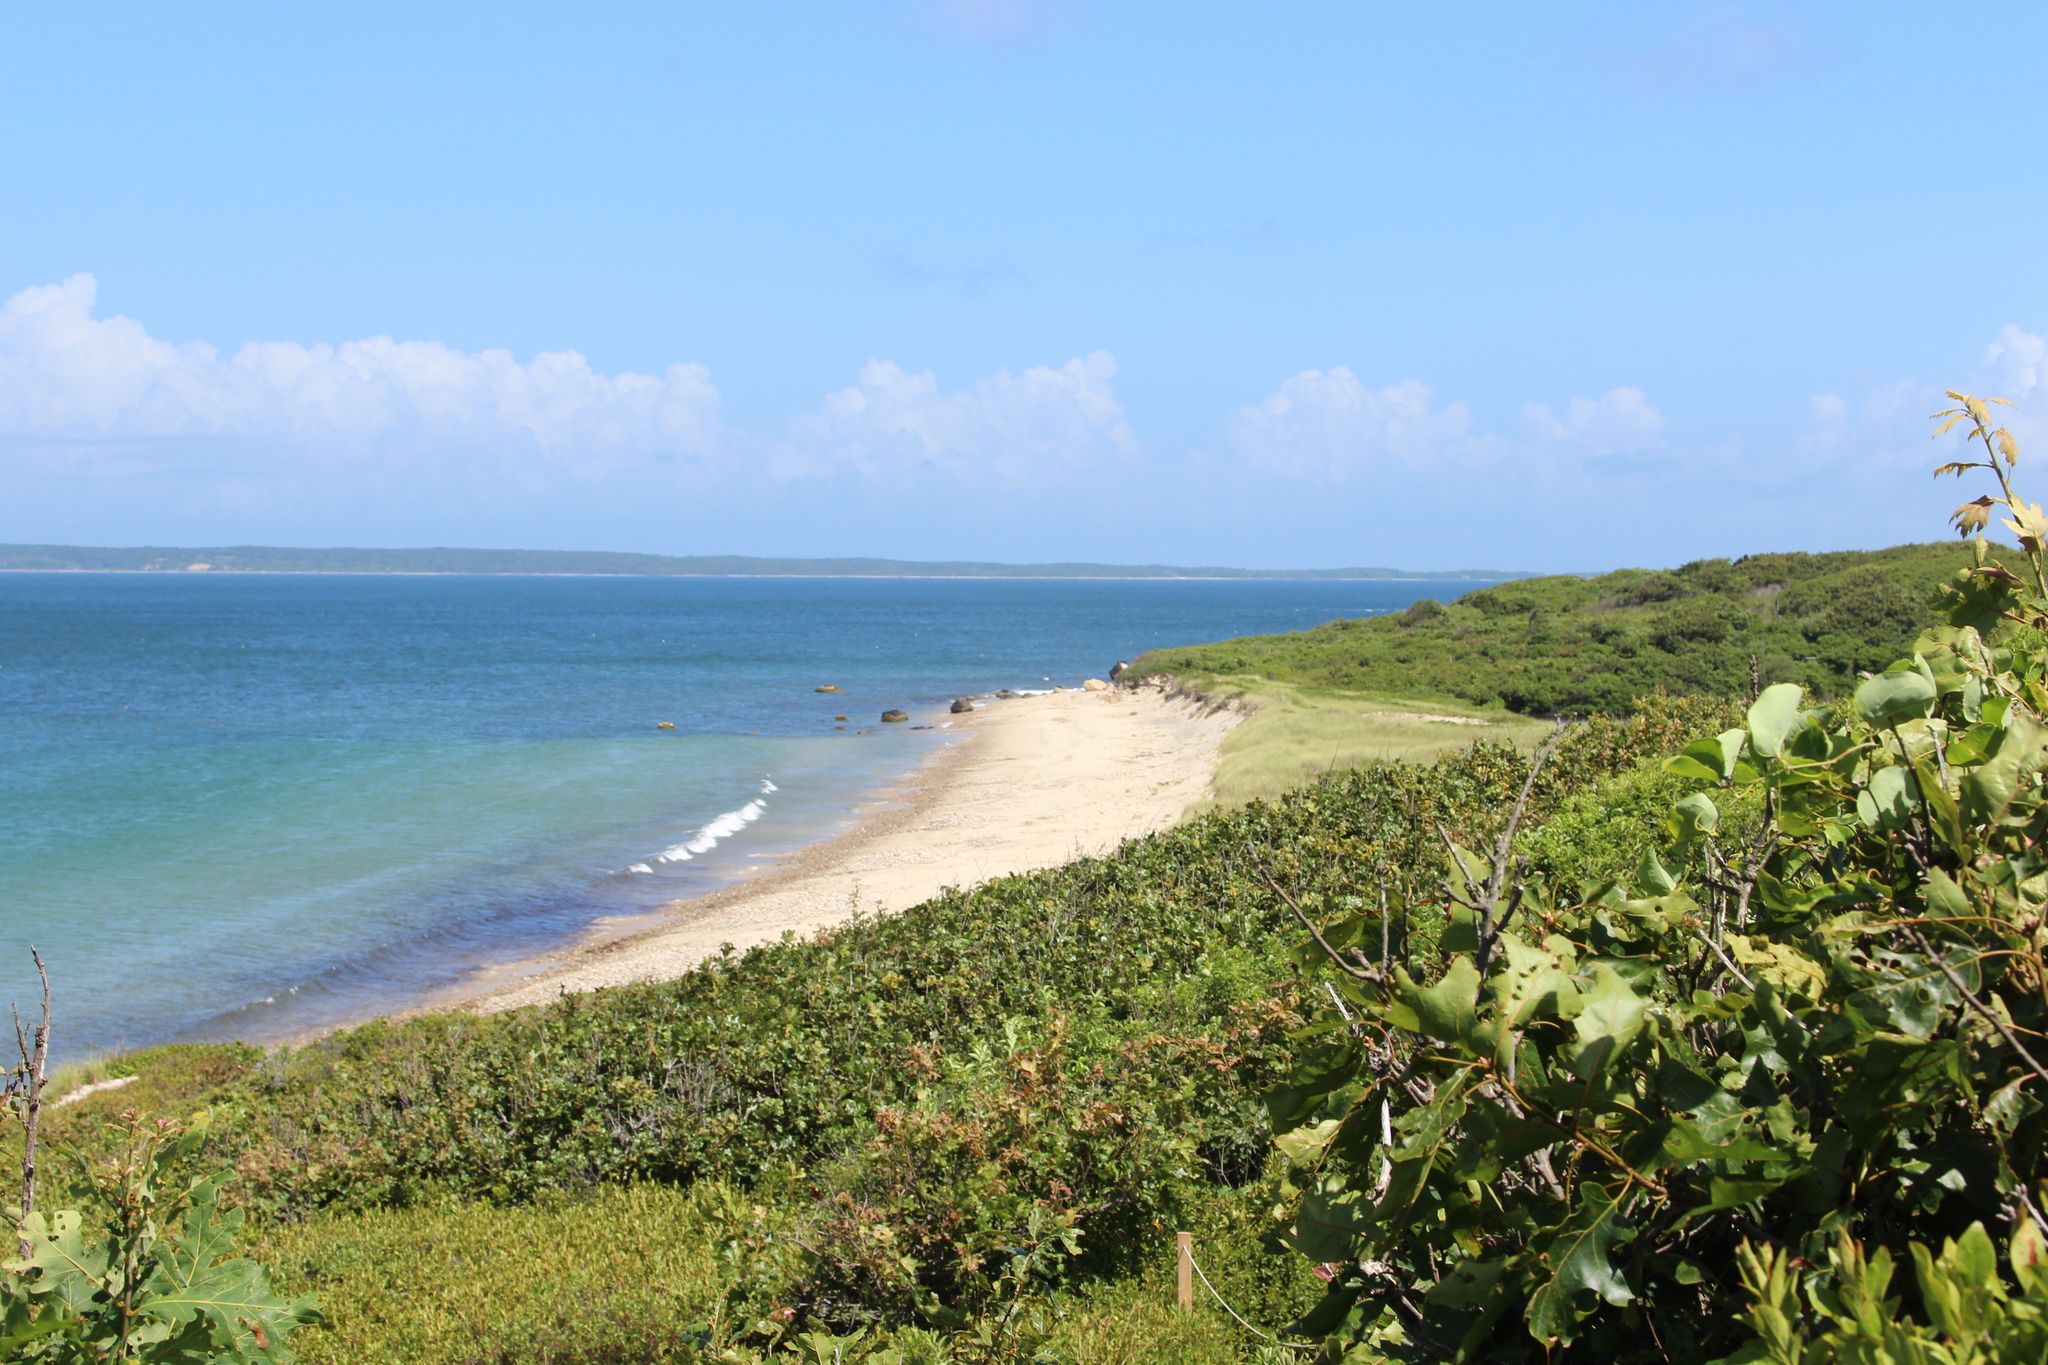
1233;370;1672;480
0;276;1143;500
0;275;721;475
1796;325;2048;478
1800;379;1927;466
1522;387;1665;455
1229;369;1477;480
1985;325;2048;407
781;350;1135;486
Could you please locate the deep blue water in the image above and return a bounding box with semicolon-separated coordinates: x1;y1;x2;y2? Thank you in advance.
0;572;1477;1057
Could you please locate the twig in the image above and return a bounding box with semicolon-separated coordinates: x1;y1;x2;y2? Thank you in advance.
1696;930;1757;993
2016;1180;2048;1241
1904;926;2048;1089
1473;722;1573;981
11;946;50;1255
1250;852;1384;983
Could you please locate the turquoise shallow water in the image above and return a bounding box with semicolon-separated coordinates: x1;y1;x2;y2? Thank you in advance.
0;573;1473;1057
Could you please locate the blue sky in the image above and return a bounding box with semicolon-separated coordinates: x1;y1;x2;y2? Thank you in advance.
4;2;2047;571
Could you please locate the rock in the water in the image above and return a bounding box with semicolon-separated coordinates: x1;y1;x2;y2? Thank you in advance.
880;708;910;723
815;684;841;693
834;714;848;722
1082;678;1110;692
950;697;974;714
995;689;1020;700
655;721;676;730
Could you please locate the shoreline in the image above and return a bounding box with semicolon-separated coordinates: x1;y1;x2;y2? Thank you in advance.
433;682;1242;1016
0;568;1514;583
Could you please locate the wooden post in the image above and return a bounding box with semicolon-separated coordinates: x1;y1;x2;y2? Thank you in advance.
1176;1231;1193;1311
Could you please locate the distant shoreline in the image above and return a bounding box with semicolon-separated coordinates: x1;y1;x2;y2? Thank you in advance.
0;567;1512;583
0;543;1527;581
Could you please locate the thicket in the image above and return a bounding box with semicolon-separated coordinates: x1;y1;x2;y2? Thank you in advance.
1135;542;1985;715
1267;392;2048;1359
2;957;316;1362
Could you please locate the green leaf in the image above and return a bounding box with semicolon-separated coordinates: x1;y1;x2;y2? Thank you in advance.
1637;849;1677;896
1524;1185;1636;1345
1727;934;1828;999
1857;764;1919;830
1746;684;1805;761
1490;932;1583;1031
1658;1115;1782;1166
1946;721;2002;767
1569;964;1647;1081
1963;708;2048;827
1854;667;1938;730
1672;791;1720;843
8;1210;112;1317
1664;754;1724;783
140;1182;321;1360
1668;729;1749;782
1923;868;1971;920
1274;1118;1342;1169
1394;958;1488;1052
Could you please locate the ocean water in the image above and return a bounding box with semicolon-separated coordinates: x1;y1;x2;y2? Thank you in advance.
0;572;1477;1058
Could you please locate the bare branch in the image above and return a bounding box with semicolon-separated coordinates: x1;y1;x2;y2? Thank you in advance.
1905;926;2048;1090
1250;851;1384;984
1474;723;1574;981
2017;1181;2048;1242
12;946;50;1256
1696;930;1757;993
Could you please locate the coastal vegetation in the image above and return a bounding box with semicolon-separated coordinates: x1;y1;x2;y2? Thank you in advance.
1137;542;1988;715
10;698;1720;1361
10;396;2048;1360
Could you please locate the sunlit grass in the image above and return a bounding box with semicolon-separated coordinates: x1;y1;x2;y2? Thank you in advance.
1189;675;1554;808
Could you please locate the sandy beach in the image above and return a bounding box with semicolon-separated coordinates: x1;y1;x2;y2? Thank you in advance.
450;682;1241;1013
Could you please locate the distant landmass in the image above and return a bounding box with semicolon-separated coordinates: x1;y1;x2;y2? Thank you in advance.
0;543;1527;581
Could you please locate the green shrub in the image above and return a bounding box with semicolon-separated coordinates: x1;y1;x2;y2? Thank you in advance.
1135;543;2001;716
3;1111;316;1362
1264;390;2048;1359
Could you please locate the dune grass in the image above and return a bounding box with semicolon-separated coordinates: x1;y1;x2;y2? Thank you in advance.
1191;675;1555;808
251;1186;1291;1364
255;1183;737;1364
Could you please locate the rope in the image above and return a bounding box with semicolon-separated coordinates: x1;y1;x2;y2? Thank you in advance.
1183;1242;1321;1352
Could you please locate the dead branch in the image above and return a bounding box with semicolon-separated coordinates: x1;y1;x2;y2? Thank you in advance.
1904;926;2048;1090
10;946;50;1256
1250;852;1385;984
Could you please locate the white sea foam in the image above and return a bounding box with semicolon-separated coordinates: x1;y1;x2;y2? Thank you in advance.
761;778;779;794
626;862;653;875
655;793;771;864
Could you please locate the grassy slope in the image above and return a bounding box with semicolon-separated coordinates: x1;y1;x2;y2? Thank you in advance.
1139;542;1980;716
1186;678;1554;807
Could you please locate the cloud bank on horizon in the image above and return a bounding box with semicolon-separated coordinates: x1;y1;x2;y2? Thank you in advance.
7;3;2048;570
2;272;2038;571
